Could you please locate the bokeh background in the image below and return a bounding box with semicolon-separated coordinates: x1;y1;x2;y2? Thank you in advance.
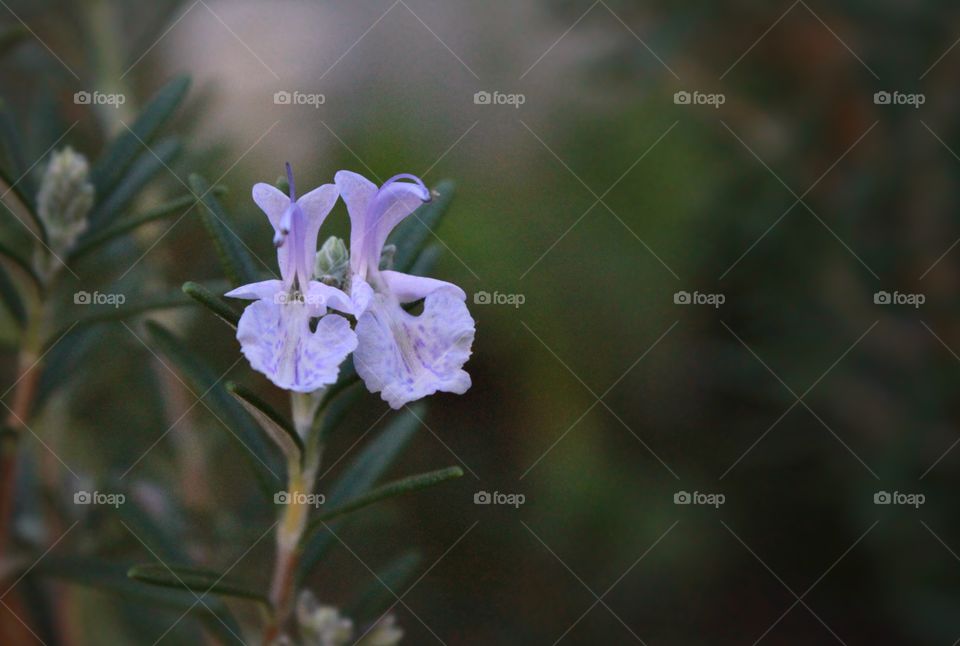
3;0;960;644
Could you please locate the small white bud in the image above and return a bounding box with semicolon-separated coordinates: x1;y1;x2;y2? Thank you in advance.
36;147;94;256
357;614;403;646
296;590;354;645
314;236;350;287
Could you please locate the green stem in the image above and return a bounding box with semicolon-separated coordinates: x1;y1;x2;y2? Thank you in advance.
263;392;325;643
0;295;43;556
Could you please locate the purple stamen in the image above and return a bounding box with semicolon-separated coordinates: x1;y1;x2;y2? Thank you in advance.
285;162;297;201
380;173;430;203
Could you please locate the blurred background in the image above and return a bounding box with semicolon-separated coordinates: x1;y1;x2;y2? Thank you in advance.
2;0;960;643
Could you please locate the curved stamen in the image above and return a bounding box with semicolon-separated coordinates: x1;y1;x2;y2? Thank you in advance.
380;173;430;203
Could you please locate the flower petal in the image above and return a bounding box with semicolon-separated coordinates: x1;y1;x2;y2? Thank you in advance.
295;184;339;288
334;170;378;274
304;280;354;316
380;270;466;303
236;300;357;393
335;171;429;278
224;279;284;300
354;289;474;409
252;182;298;283
349;277;374;315
365;177;430;262
252;183;290;234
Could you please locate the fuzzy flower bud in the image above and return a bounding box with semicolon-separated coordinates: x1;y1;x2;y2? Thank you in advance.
296;590;354;645
314;236;350;288
36;147;94;256
357;614;403;646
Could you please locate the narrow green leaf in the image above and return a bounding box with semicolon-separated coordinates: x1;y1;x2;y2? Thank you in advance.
0;25;28;58
298;529;335;584
182;280;240;328
407;243;442;278
227;382;303;461
0;101;27;190
128;564;268;605
27;88;66;170
69;289;193;330
0;238;42;292
316;360;359;418
56;280;227;336
145;321;284;497
314;378;362;444
116;497;191;564
88;137;182;229
38;557;245;646
326;404;424;508
298;405;423;581
0;163;44;242
390;180;455;272
311;466;463;525
348;551;421;620
34;327;94;411
0;263;25;327
91;75;190;198
71;187;227;260
190;173;259;287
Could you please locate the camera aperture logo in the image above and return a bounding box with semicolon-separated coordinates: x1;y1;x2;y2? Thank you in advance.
274;90;325;108
74;490;125;508
674;290;725;308
474;490;525;508
74;290;126;308
474;90;525;108
274;491;325;508
74;90;126;108
873;490;924;508
873;91;924;109
874;290;924;308
474;290;525;308
674;90;725;109
674;490;725;508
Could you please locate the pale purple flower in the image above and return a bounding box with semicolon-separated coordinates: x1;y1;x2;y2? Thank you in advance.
226;164;356;392
335;171;474;409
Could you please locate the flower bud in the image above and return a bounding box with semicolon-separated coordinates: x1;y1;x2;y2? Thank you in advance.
314;236;349;287
357;614;403;646
36;147;94;256
296;590;353;645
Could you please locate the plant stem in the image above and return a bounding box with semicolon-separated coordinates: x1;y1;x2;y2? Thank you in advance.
263;393;324;644
0;298;54;643
0;298;43;560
